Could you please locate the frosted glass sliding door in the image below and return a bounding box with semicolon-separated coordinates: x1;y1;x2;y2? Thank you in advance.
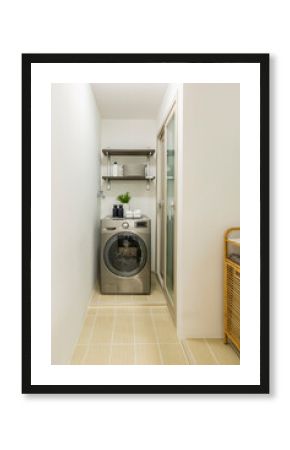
165;111;175;303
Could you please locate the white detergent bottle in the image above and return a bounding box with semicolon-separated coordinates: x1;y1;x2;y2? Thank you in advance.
112;161;118;177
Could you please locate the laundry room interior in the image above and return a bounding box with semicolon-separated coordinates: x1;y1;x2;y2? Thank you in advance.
51;82;240;366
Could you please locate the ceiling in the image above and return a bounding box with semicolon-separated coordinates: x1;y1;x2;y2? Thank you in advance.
91;83;168;119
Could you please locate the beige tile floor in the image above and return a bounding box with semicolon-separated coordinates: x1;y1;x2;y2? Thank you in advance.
183;338;240;365
71;305;188;365
71;278;240;365
71;304;240;365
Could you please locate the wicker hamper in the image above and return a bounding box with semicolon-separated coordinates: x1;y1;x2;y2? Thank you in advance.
224;227;240;351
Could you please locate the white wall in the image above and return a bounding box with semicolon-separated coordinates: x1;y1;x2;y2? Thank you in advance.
100;119;157;270
181;83;240;338
51;84;101;364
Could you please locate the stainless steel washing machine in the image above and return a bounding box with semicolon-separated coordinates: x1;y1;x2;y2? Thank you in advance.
100;216;151;294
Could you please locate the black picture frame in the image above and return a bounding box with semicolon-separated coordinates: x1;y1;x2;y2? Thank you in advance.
22;53;269;394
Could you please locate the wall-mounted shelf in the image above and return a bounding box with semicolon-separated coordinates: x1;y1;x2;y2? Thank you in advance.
102;149;155;156
102;176;155;181
102;148;155;190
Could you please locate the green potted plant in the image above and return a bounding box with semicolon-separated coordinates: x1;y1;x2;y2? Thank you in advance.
117;192;131;216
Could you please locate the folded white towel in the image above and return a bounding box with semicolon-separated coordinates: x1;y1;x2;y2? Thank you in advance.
133;209;141;218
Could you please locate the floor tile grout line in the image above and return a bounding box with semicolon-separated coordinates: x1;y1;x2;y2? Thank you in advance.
71;344;89;365
89;288;98;307
205;339;240;365
204;338;219;364
88;305;168;310
89;311;98;344
152;313;180;344
180;340;193;364
108;308;117;364
92;302;167;307
100;341;179;345
132;308;137;364
150;307;164;364
179;340;193;366
152;307;189;365
81;310;99;364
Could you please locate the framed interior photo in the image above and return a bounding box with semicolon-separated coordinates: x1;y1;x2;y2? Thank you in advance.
22;53;269;394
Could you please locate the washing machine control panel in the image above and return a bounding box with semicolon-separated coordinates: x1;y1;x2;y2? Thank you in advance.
122;221;129;229
135;220;147;228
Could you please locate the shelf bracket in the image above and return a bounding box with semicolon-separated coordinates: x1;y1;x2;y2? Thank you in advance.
106;152;111;190
146;153;151;190
147;154;151;176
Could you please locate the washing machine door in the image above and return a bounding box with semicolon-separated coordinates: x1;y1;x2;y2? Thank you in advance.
104;232;147;277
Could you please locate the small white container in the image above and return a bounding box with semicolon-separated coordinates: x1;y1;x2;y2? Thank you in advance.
125;209;134;219
112;162;118;177
133;209;142;218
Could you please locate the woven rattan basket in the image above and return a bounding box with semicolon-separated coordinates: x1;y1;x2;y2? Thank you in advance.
224;227;240;351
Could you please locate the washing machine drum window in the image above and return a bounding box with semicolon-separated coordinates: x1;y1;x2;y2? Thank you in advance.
104;232;147;277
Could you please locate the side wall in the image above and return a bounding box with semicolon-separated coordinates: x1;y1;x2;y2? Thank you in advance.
181;83;240;338
51;84;101;364
100;119;157;270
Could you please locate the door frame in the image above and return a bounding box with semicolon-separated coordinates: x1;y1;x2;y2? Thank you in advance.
156;128;165;287
156;100;178;319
